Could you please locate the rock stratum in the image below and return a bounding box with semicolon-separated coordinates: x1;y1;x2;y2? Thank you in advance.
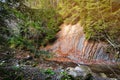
45;23;120;65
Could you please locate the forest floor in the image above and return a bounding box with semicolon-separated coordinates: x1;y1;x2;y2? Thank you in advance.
0;49;120;80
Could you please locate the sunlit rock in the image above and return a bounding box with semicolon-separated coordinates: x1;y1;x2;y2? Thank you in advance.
45;23;120;64
100;73;107;78
66;65;92;78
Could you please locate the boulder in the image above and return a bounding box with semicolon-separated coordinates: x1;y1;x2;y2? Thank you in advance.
66;65;93;79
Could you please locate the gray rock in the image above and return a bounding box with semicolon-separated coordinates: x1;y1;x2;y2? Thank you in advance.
66;65;92;78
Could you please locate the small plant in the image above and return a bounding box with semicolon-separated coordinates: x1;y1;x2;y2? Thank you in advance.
60;71;74;80
42;68;55;80
44;68;55;75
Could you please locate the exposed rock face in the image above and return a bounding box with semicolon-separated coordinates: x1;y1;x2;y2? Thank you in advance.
46;23;120;64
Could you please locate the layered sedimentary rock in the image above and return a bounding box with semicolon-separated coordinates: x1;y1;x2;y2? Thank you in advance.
45;23;119;64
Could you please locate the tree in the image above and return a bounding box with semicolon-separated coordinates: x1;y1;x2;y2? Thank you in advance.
0;0;62;50
58;0;120;51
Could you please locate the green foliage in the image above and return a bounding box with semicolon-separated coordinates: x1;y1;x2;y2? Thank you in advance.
0;0;63;51
1;0;120;52
16;1;62;48
42;68;55;80
44;68;55;75
81;0;120;41
58;0;120;42
58;0;81;24
61;71;74;80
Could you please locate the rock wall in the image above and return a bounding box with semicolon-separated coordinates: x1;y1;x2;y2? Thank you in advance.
45;23;119;64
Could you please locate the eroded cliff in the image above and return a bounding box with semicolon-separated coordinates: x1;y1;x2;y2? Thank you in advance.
45;23;120;64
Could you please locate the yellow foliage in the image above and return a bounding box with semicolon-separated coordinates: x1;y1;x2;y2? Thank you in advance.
57;0;120;41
